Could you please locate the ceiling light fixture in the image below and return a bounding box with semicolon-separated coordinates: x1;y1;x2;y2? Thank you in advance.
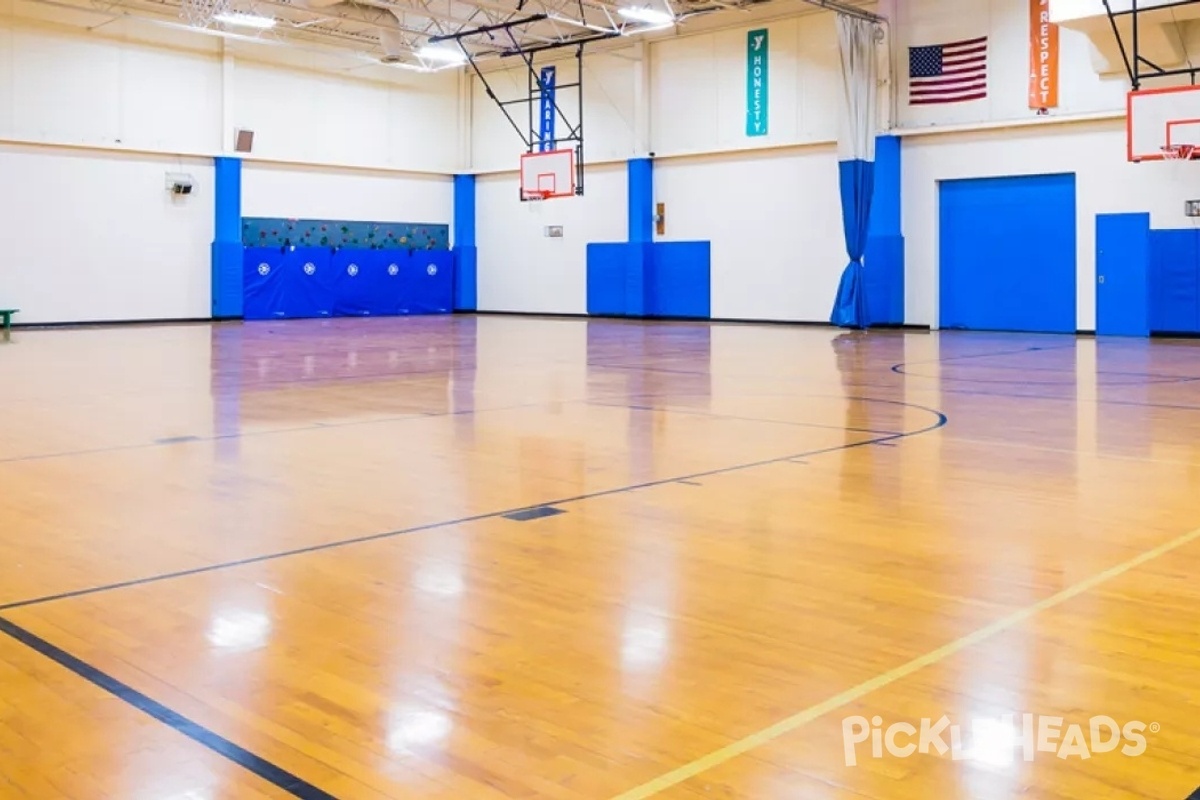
418;44;467;64
617;6;674;25
213;12;277;28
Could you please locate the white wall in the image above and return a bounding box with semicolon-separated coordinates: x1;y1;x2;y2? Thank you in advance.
475;164;626;314
0;11;459;323
651;12;841;157
655;147;844;322
233;61;459;172
0;13;461;171
242;163;453;231
471;11;850;319
0;144;214;323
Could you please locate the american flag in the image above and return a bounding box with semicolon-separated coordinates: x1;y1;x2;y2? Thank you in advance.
908;36;988;105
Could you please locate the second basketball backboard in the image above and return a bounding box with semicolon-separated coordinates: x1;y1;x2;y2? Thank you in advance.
1128;85;1200;161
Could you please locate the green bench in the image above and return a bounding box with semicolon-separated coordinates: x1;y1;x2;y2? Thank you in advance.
0;309;17;330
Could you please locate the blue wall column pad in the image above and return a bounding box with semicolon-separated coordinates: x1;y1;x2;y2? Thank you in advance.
453;246;478;311
453;174;476;247
624;242;651;317
628;158;654;243
212;157;243;318
1096;213;1150;337
453;174;477;311
647;241;711;319
864;234;904;325
1149;228;1200;334
869;135;902;238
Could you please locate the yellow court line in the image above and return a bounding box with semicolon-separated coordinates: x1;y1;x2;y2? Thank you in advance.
610;524;1200;800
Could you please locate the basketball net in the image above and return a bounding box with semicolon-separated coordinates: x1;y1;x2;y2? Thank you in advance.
181;0;230;27
1162;144;1197;161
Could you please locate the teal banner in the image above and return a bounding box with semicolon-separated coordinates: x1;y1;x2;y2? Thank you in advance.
746;28;769;137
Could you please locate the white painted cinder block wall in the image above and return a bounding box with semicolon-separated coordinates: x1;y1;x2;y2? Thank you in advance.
0;11;459;323
471;11;850;320
475;164;627;314
896;0;1200;330
473;0;1200;327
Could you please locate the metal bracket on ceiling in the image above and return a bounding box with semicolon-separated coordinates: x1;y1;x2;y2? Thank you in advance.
1102;0;1200;90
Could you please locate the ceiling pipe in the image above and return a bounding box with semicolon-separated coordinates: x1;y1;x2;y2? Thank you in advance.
798;0;882;23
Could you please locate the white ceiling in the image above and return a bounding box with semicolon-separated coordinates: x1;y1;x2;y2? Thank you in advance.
8;0;879;73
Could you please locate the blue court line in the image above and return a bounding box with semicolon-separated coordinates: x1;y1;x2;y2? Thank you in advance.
905;343;1078;365
903;360;1200;380
0;616;336;799
0;397;947;614
892;364;1200;387
923;383;1200;413
586;401;902;436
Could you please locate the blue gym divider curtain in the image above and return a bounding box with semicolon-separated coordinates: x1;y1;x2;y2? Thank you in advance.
829;14;879;329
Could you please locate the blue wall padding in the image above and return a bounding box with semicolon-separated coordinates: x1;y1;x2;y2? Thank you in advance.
862;135;904;324
453;246;477;311
401;250;454;314
243;248;452;320
1149;229;1200;333
587;241;710;318
453;174;477;311
624;242;651;317
628;158;654;243
212;157;244;318
939;173;1077;333
587;243;638;315
331;250;378;317
1096;213;1151;336
648;242;711;318
864;234;904;325
868;136;901;239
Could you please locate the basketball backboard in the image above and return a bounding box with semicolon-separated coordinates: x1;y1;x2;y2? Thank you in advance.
520;149;577;200
1128;85;1200;161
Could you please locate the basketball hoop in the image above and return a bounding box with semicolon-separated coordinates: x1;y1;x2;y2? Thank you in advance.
522;189;553;202
1161;144;1198;160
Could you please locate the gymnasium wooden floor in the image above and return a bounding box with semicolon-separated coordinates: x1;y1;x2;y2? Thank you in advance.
1;315;1198;800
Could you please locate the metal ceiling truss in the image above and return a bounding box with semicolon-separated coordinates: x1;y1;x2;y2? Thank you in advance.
27;0;885;75
1102;0;1200;88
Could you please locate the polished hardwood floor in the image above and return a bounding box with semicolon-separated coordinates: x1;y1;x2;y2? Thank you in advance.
1;315;1198;799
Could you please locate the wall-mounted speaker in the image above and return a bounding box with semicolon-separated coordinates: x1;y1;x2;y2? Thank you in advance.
234;128;255;153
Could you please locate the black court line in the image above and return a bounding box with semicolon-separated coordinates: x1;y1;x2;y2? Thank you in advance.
0;616;336;799
0;397;947;613
677;480;702;486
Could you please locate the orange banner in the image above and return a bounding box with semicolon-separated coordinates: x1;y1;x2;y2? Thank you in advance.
1029;0;1059;109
